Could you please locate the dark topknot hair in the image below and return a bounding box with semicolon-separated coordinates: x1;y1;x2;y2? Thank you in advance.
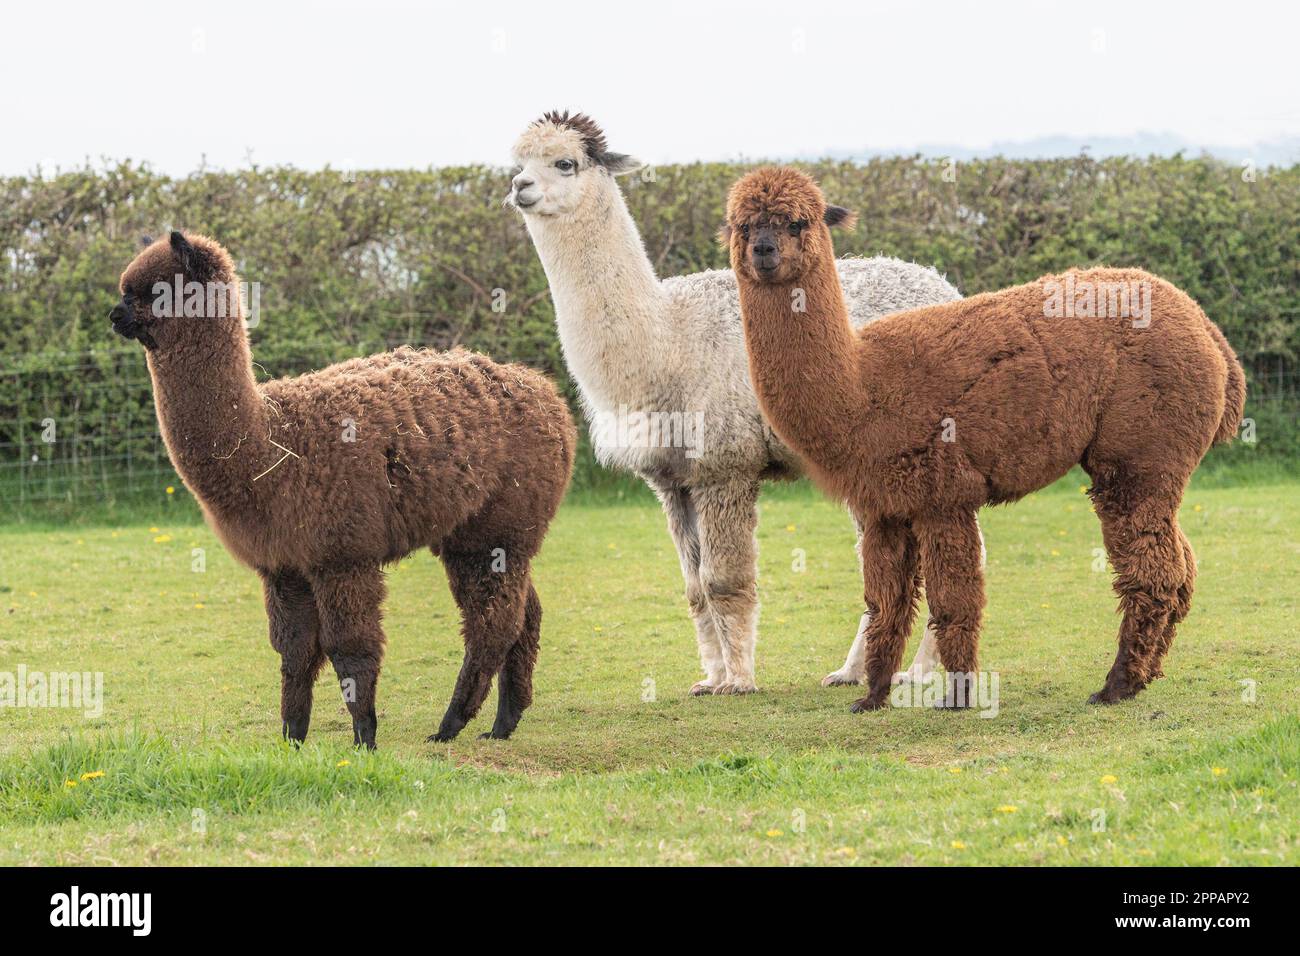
537;110;608;160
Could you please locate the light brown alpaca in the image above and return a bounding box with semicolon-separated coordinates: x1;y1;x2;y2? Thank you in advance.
111;232;576;747
725;167;1246;712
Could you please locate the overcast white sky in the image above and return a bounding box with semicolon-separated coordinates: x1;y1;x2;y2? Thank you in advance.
6;0;1298;174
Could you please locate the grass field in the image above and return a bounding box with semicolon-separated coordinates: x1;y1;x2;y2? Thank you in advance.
1;475;1297;865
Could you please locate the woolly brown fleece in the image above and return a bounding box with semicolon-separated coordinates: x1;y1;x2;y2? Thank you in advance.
111;231;576;747
726;167;1245;712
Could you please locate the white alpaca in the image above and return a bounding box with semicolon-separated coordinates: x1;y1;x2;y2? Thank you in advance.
509;112;979;693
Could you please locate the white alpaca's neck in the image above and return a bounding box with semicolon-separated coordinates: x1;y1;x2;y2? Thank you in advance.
524;178;670;413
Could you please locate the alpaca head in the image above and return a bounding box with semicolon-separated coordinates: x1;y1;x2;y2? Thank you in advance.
722;167;855;285
111;231;240;351
507;111;643;218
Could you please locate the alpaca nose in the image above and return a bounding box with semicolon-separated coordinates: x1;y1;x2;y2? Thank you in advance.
753;240;777;258
513;175;534;193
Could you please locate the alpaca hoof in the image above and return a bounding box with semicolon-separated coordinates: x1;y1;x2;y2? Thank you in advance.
932;693;972;710
822;670;863;687
427;730;459;743
713;680;758;695
849;693;888;713
689;680;719;696
1088;684;1139;705
892;669;935;687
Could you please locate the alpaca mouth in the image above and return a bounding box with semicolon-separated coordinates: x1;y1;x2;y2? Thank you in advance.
513;194;540;210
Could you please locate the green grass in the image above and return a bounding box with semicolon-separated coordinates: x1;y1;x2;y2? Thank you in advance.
1;474;1297;864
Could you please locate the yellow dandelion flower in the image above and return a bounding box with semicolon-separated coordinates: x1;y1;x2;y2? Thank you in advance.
153;534;172;544
765;828;782;837
785;524;796;532
166;486;175;495
1040;603;1051;609
149;526;160;533
951;840;966;849
996;805;1018;813
337;759;351;768
1050;549;1060;556
194;603;205;609
834;846;857;858
1193;504;1203;512
948;767;963;774
1211;766;1227;777
1079;485;1088;494
1057;835;1068;847
593;625;602;632
1100;774;1117;785
80;771;105;781
1057;529;1067;536
63;779;78;788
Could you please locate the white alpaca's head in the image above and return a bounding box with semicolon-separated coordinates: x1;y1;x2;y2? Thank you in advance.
508;111;643;218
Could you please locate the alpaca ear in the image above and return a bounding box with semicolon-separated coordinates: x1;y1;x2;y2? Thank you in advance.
170;230;204;279
717;222;732;245
140;234;154;248
599;152;644;176
824;205;857;230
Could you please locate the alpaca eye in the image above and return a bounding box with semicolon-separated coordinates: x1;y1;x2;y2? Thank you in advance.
555;159;575;172
740;224;750;239
788;221;805;237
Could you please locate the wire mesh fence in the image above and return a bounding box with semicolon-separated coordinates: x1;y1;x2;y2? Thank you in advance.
1;345;1296;515
0;341;566;511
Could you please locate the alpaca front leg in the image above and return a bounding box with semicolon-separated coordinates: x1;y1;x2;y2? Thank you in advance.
261;568;326;744
850;516;920;711
311;567;387;750
649;480;725;694
693;480;761;694
913;511;985;709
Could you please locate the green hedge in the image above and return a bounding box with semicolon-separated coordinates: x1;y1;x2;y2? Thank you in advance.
1;155;1296;509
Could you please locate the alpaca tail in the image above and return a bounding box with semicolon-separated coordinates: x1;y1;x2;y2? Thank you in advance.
1205;317;1246;445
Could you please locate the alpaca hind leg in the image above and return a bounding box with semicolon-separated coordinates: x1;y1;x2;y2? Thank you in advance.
482;580;542;740
913;511;985;709
430;552;529;742
311;566;387;750
850;516;920;712
693;480;761;694
651;480;725;694
262;568;326;743
1088;483;1185;704
1149;528;1195;681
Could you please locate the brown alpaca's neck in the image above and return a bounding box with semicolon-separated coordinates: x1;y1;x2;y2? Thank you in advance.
146;324;272;515
739;257;864;481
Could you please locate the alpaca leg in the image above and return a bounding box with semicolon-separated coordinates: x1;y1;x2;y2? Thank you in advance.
310;566;387;750
693;480;761;694
1149;527;1195;681
482;580;542;740
913;511;985;709
430;552;530;742
850;516;920;712
651;480;725;694
824;512;984;687
1088;481;1186;704
261;568;326;744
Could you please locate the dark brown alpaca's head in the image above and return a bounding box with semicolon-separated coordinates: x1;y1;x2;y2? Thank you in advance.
110;231;239;351
722;167;855;285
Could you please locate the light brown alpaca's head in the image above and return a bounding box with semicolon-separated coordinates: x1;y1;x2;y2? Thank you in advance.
507;110;643;218
723;167;855;285
110;231;240;351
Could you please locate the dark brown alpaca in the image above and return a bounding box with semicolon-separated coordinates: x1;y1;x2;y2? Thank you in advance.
724;167;1246;712
111;232;576;747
